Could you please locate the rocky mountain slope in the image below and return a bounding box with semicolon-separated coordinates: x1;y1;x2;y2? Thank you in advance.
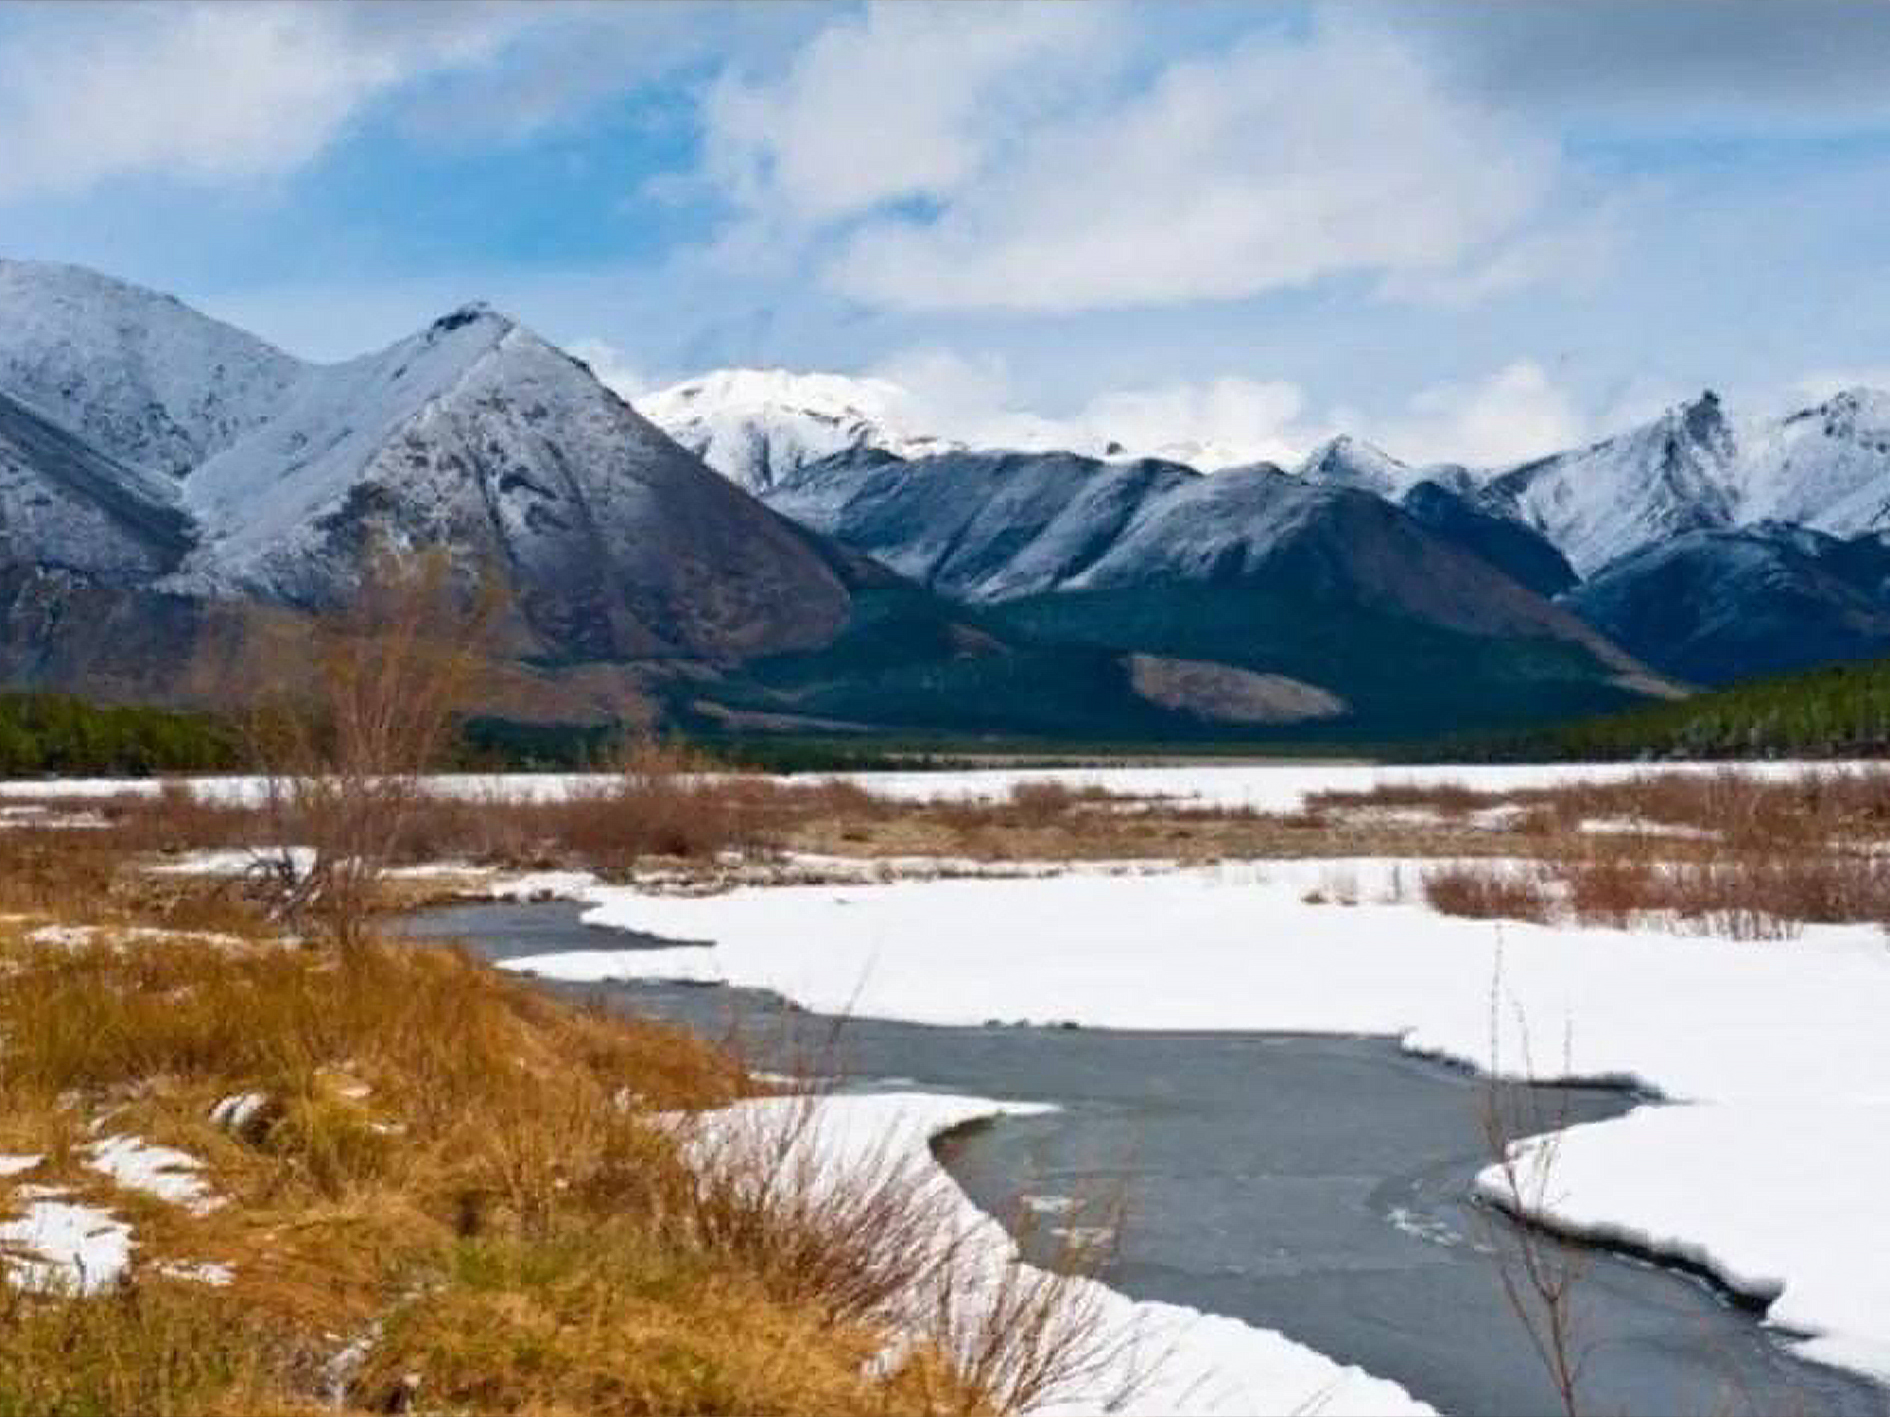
0;391;191;581
1396;480;1578;599
171;309;856;662
1561;523;1890;685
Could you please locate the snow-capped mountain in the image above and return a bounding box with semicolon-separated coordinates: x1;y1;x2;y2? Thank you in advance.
0;261;872;676
1294;435;1438;499
1477;392;1740;578
175;308;855;661
636;367;1279;491
1737;387;1890;534
12;255;1890;729
762;446;1642;682
635;368;961;493
0;259;304;479
1469;387;1890;577
758;443;1665;728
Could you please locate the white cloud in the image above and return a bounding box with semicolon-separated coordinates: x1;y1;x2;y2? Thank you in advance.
704;11;1565;313
886;352;1597;470
1790;368;1890;407
0;3;518;199
867;348;1320;468
0;1;729;201
701;3;1122;232
1365;361;1588;467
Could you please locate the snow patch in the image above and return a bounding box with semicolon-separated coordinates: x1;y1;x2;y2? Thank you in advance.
0;1199;133;1294
209;1092;270;1135
1477;1101;1890;1383
84;1135;220;1214
157;1259;234;1286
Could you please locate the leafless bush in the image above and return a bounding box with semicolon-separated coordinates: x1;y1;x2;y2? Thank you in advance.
1551;855;1663;929
665;1095;1136;1414
1423;864;1556;923
244;551;492;953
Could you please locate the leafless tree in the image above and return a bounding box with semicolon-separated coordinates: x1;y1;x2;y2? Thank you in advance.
244;549;492;955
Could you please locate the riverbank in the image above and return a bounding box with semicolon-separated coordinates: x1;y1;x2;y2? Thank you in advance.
412;898;1890;1417
0;909;1069;1414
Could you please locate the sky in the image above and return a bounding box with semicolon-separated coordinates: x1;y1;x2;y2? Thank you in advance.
4;0;1890;468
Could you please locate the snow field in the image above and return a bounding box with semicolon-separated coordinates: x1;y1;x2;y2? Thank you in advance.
0;757;1868;813
501;859;1890;1387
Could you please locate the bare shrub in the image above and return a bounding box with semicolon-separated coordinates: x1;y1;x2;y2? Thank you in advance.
1003;780;1083;828
1423;864;1555;923
665;1096;1131;1414
243;550;493;953
546;741;759;866
1552;855;1662;929
1303;779;1486;817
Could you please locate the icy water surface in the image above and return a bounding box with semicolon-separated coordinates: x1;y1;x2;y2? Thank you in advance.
404;900;1890;1417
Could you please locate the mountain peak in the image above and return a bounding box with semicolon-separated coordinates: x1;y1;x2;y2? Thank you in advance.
1676;388;1731;444
637;366;960;492
428;302;510;338
1295;433;1417;497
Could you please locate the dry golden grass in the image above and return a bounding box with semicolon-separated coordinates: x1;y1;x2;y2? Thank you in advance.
0;840;1101;1415
1351;767;1890;938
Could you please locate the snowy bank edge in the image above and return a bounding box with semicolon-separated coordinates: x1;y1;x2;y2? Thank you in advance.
697;1090;1432;1417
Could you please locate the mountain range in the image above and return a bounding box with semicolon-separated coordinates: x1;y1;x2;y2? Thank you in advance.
636;369;1890;693
1;258;1888;742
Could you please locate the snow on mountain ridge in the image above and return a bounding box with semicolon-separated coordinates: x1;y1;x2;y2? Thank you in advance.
636;368;962;493
0;259;305;478
1471;386;1890;576
1293;434;1437;498
173;304;857;661
179;305;520;579
638;367;1286;491
1736;385;1890;536
1477;391;1741;577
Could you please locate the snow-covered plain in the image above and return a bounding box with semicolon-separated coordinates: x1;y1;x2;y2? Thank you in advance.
500;859;1890;1390
0;757;1867;813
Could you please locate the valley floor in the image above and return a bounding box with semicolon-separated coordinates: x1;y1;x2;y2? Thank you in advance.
4;758;1890;1413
